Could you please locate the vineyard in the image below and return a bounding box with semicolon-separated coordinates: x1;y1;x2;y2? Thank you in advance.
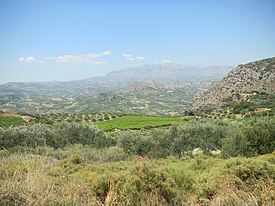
0;115;25;127
95;115;185;131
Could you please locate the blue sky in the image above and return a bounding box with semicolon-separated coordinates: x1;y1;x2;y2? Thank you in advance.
0;0;275;83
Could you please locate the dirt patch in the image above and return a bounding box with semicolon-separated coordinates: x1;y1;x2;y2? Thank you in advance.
21;116;33;122
256;108;271;112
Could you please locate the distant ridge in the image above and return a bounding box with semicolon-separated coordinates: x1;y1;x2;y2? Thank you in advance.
0;63;232;114
193;57;275;108
73;64;233;86
0;63;233;94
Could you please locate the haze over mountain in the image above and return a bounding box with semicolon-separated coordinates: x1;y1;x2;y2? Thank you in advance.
93;64;233;84
0;63;232;114
0;63;233;91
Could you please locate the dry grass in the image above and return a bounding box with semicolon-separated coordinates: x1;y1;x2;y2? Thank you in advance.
0;154;96;205
1;153;274;206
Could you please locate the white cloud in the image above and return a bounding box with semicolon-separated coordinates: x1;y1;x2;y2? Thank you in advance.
47;55;89;63
86;53;102;58
47;51;111;64
102;50;111;56
122;53;132;58
17;56;36;63
161;59;172;64
86;50;112;58
122;53;144;61
136;56;144;60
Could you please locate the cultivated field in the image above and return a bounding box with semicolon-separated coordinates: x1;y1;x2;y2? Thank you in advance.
95;115;185;131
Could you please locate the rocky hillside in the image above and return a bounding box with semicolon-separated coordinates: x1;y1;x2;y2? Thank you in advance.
193;57;275;108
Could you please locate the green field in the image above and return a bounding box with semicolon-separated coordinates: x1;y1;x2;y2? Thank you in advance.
95;115;184;130
0;115;25;127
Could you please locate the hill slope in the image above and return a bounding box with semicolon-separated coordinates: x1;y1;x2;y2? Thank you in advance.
193;57;275;108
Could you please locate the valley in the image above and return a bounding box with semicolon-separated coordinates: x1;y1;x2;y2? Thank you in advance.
1;57;274;206
0;63;229;115
1;0;275;205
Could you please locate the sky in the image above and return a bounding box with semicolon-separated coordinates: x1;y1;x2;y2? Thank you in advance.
0;0;275;84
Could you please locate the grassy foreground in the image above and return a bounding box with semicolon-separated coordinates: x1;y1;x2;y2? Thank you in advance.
1;152;274;206
95;115;184;131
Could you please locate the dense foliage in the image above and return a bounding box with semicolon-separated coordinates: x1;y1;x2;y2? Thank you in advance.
222;117;275;157
0;123;115;149
1;117;274;158
118;118;275;158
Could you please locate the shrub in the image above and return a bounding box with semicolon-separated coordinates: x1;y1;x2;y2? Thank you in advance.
118;131;154;156
54;123;115;148
117;162;177;205
222;118;275;157
170;121;227;156
224;157;275;185
100;147;128;162
0;124;56;149
27;144;128;163
0;123;115;149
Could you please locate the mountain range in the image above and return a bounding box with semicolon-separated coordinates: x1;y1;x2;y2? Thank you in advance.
0;64;232;114
1;57;274;115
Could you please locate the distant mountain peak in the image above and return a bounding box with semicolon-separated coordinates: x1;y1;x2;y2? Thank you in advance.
101;63;233;84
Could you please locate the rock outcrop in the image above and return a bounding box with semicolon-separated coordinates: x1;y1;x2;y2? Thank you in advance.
193;57;275;108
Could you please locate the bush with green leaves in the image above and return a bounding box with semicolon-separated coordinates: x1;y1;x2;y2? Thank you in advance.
0;123;115;149
0;124;56;149
222;117;275;157
169;121;227;156
1;117;274;158
119;117;274;158
118;121;228;158
118;130;154;156
150;121;227;157
53;123;115;148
